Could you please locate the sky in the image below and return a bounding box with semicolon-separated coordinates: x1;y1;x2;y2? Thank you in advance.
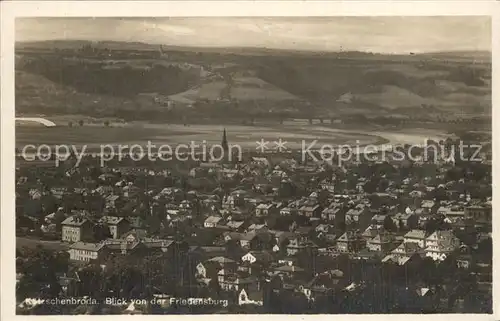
15;17;491;54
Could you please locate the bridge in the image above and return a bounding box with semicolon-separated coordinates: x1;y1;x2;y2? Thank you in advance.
16;117;57;127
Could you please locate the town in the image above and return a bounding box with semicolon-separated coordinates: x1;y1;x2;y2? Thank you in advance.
15;129;492;314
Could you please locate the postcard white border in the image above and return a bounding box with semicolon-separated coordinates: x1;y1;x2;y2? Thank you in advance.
1;1;498;321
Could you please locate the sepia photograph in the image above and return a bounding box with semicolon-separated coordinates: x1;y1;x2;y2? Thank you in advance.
2;3;495;317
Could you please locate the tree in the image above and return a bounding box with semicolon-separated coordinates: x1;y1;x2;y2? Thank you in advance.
93;223;112;241
78;120;84;127
383;215;397;232
207;277;221;297
104;120;110;127
16;247;69;300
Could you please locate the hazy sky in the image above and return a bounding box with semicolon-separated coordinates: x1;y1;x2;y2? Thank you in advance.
16;17;491;54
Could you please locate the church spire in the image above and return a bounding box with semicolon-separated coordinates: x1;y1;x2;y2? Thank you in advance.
221;128;228;152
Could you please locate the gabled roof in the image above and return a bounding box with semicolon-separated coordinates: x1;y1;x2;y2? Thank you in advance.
392;242;421;254
204;216;222;224
404;230;428;239
207;256;235;264
337;231;361;242
121;229;147;240
370;233;395;244
248;224;266;231
100;216;126;225
426;230;456;241
362;226;379;238
372;214;386;222
382;254;414;266
416;287;431;297
424;244;455;253
62;215;89;227
226;221;245;229
69;242;105;252
275;265;305;273
244;251;274;263
105;194;120;201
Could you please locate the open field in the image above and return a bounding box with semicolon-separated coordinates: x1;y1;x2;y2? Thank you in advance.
16;236;68;252
16;123;380;150
15;120;452;152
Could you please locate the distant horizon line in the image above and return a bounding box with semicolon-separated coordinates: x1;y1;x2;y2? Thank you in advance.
15;38;493;56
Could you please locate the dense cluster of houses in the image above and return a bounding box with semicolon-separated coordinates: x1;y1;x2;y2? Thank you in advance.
15;136;492;311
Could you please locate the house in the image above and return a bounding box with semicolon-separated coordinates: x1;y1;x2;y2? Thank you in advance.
321;207;338;221
223;231;244;243
345;207;372;228
295;226;313;242
95;185;113;196
123;184;140;198
219;274;258;292
302;269;346;301
140;237;174;253
409;190;424;198
274;265;305;278
241;251;273;266
393;212;418;230
425;230;460;248
99;216;130;239
29;188;42;200
286;238;318;256
198;256;237;279
456;252;474;269
465;205;492;223
280;206;297;216
420;200;436;213
121;228;148;242
220;169;240;179
195;262;208;278
68;242;107;262
367;233;396;252
417;214;433;228
371;214;387;227
361;226;380;242
315;224;332;234
255;203;276;216
61;215;93;243
336;231;365;253
238;288;263;306
390;242;423;258
50;187;68;199
105;195;121;208
382;252;421;266
226;220;245;231
104;239;151;256
403;230;429;248
299;204;322;218
240;230;274;251
425;243;456;261
424;230;460;261
247;223;267;232
251;157;270;167
277;257;298;266
204;216;222;228
222;195;243;209
272;231;295;249
319;178;335;192
438;206;465;221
